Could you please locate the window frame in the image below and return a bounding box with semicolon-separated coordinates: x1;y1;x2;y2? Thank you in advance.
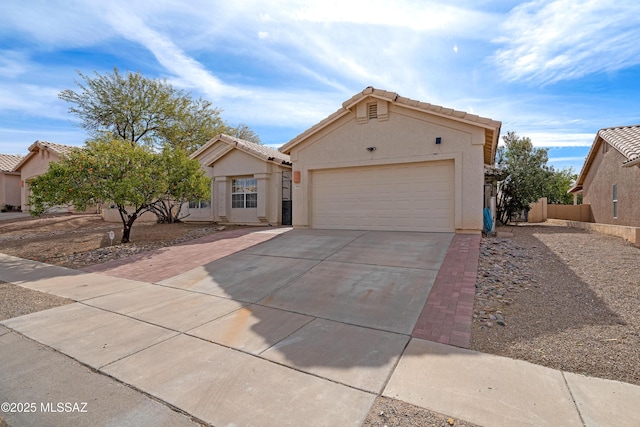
231;177;258;209
612;184;618;218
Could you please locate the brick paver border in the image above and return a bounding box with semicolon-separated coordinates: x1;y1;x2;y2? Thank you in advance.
411;234;480;348
81;227;288;283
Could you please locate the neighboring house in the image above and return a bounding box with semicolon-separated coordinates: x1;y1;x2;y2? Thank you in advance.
0;154;23;209
278;87;502;233
13;141;77;212
188;134;292;225
569;125;640;227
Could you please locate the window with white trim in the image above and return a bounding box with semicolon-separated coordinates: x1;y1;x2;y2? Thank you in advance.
232;178;257;208
612;184;618;218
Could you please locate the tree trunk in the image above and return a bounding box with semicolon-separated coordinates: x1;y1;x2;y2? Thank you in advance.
117;205;138;243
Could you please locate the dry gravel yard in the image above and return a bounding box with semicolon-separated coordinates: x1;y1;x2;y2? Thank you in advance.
471;224;640;386
1;214;639;425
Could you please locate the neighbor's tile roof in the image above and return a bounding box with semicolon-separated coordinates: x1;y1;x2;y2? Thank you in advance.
13;140;79;172
33;140;78;156
279;87;502;165
569;124;640;193
598;125;640;165
0;154;23;172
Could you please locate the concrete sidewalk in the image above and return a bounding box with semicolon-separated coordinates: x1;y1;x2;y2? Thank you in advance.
1;228;639;426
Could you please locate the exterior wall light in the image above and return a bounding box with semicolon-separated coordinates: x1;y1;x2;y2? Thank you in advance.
366;146;376;152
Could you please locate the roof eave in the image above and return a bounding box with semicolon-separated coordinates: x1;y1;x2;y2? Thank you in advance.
194;134;291;166
568;185;583;194
623;157;640;168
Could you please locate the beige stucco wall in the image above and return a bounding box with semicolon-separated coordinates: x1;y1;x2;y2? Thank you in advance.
0;173;21;208
583;143;640;227
547;218;640;247
547;203;593;222
528;197;548;223
287;101;487;233
101;206;158;223
187;142;290;225
19;149;65;212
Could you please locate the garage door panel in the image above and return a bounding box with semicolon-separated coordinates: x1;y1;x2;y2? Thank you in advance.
311;161;454;232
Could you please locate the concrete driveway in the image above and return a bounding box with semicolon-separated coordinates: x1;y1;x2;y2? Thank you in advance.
2;228;634;427
2;229;452;426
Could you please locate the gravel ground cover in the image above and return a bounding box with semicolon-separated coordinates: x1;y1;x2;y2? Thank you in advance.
471;224;640;386
0;213;240;268
0;281;73;321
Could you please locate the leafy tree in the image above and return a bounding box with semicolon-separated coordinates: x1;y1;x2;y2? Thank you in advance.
29;137;210;243
545;167;577;204
59;68;231;153
227;123;262;144
496;131;550;224
147;146;211;223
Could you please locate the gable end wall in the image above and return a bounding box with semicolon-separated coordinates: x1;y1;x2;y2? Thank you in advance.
583;143;640;227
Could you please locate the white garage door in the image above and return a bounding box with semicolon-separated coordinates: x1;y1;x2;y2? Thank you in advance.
311;160;454;232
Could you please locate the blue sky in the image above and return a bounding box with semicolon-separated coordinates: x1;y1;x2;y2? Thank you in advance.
1;0;639;172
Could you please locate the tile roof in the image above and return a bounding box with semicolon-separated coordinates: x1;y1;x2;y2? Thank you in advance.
13;140;79;172
191;134;291;165
569;124;640;193
0;154;23;172
343;87;502;129
279;87;502;164
598;125;640;165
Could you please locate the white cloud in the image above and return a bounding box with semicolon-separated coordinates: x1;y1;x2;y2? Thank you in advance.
0;127;86;154
0;51;30;78
521;132;594;147
0;83;68;120
0;0;113;46
284;0;494;35
548;156;587;163
100;3;251;101
493;0;640;84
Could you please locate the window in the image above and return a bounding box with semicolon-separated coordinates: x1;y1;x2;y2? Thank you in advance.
232;178;257;208
188;200;210;209
612;184;618;218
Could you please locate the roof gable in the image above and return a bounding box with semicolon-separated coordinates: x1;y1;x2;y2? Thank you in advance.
598;125;640;165
279;87;502;165
570;124;640;193
0;154;23;172
192;134;291;166
13;140;79;172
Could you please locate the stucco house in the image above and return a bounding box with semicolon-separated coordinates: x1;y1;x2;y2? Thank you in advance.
0;154;23;209
188;134;292;225
13;141;77;212
569;125;640;227
279;87;502;233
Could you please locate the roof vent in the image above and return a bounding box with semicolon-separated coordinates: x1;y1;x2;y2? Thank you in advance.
368;103;378;119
